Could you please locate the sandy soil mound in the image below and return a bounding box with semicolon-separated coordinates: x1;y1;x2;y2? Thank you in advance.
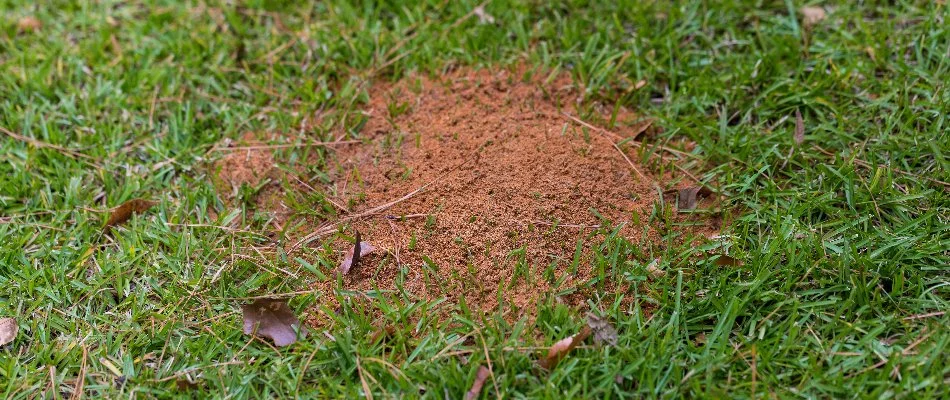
294;67;716;322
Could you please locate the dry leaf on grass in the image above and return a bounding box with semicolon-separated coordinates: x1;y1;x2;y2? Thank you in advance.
801;6;826;28
794;109;805;145
175;378;200;390
338;231;376;275
677;187;702;210
474;6;495;25
586;314;618;346
241;298;306;347
465;365;490;400
369;325;397;344
677;186;713;211
539;326;592;369
713;254;744;267
17;16;41;32
0;318;17;346
646;259;666;278
104;198;157;233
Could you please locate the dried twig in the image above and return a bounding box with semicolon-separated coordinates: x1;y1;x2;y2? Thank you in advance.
562;113;647;180
1;125;101;167
212;140;358;152
289;141;485;252
812;145;949;188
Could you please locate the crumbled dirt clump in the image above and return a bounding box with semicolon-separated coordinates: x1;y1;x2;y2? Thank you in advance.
305;67;712;322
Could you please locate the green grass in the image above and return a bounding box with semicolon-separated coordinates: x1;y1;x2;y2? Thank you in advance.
1;0;948;398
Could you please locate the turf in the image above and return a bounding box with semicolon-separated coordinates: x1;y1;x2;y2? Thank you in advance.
1;0;948;398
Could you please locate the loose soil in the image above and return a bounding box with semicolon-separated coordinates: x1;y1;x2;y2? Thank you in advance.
217;66;718;326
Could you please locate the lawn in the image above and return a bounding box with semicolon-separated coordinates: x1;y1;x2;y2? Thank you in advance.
1;0;948;398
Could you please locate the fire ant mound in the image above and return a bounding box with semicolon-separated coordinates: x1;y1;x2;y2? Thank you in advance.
299;66;717;323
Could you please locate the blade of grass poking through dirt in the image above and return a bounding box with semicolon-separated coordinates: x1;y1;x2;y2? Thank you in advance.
539;326;592;369
794;109;805;145
586;314;618;346
338;231;376;275
0;318;17;346
103;198;157;232
465;365;490;400
241;299;306;347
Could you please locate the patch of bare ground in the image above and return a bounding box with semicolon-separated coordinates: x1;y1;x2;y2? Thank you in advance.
215;66;720;327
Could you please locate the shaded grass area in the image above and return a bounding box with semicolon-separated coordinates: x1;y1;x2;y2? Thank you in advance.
1;0;947;398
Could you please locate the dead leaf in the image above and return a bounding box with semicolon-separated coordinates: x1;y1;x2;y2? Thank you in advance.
465;365;490;400
338;231;376;275
794;109;805;145
586;313;618;346
800;6;826;28
17;16;41;32
694;332;707;346
0;318;17;346
474;6;495;25
241;298;306;347
677;187;701;210
104;198;157;232
369;325;397;344
175;378;200;390
714;254;743;267
539;326;592;369
674;185;714;211
646;259;666;278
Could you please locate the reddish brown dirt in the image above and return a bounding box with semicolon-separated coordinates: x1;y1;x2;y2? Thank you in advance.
212;133;293;225
296;67;718;325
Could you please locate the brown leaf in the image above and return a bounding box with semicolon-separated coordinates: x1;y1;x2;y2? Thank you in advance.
714;254;744;267
539;326;592;369
645;258;666;278
369;325;397;344
646;264;666;278
586;313;618;346
465;365;490;400
338;231;376;275
17;16;42;32
175;378;200;390
794;109;805;145
473;6;495;25
677;187;701;210
241;298;306;347
694;332;707;346
0;318;17;346
800;6;826;28
674;185;714;211
104;198;157;232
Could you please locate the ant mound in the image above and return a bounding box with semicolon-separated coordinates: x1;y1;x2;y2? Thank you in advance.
307;67;713;323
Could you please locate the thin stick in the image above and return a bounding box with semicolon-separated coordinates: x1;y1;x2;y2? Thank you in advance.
812;145;950;188
533;221;601;229
902;311;945;320
289;145;481;252
72;345;87;400
562;112;697;159
561;112;647;180
355;356;375;400
0;126;99;165
151;360;249;383
213;140;358;151
385;213;430;220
